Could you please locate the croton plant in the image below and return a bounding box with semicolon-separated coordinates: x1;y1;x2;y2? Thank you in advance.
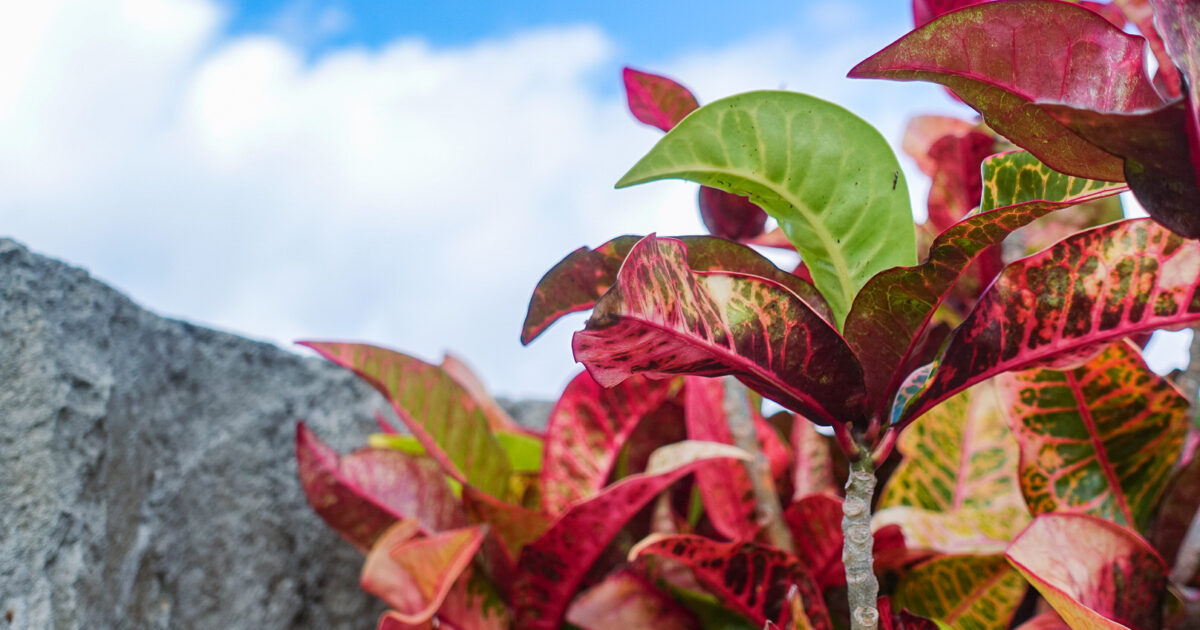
295;1;1200;628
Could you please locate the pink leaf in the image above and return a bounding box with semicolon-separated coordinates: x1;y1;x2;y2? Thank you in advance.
623;67;700;132
573;235;865;427
295;422;464;552
684;376;757;540
791;420;837;500
539;370;677;514
361;523;487;625
566;569;700;630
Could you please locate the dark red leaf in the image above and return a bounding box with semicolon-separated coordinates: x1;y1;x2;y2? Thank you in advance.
510;452;735;630
630;534;832;629
698;186;768;241
1149;437;1200;569
925;130;995;231
540;371;677;514
573;235;865;427
878;596;940;630
623;67;700;132
684;377;758;540
295;422;464;552
852;0;1164;181
898;218;1200;427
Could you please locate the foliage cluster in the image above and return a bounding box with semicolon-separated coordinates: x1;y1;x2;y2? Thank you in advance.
296;1;1200;628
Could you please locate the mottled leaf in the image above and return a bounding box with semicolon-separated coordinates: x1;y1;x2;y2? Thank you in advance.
790;419;837;500
875;381;1029;553
1006;513;1168;629
540;371;676;514
361;523;487;625
566;569;700;630
523;234;831;345
684;376;758;540
623;67;700;132
573;235;867;427
440;352;526;435
783;493;907;589
895;554;1025;629
300;342;512;498
616;90;917;326
629;534;832;629
511;451;737;630
847;151;1125;414
851;0;1164;182
698;186;769;241
996;341;1188;530
898;219;1200;426
295;423;464;552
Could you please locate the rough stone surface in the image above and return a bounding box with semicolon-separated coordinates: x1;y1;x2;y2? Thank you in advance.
0;238;550;629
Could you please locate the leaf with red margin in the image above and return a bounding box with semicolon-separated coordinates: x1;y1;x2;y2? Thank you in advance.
539;371;677;514
850;0;1164;182
925;130;996;231
440;352;527;436
875;381;1029;554
295;422;465;552
573;235;866;427
911;0;983;28
996;340;1188;530
377;566;510;630
683;376;757;540
566;569;700;630
510;443;746;630
522;235;832;345
878;596;940;630
1149;438;1200;570
783;493;908;589
361;523;488;625
897;218;1200;427
846;151;1126;415
629;534;832;629
791;419;838;500
623;67;700;132
698;186;769;242
1006;513;1168;629
894;554;1025;629
299;342;512;498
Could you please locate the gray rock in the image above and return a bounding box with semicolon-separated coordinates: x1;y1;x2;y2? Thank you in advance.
0;238;546;629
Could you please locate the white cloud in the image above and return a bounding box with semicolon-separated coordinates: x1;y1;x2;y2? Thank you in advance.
0;0;969;400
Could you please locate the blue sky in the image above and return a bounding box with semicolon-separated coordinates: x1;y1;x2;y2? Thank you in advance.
0;0;1187;400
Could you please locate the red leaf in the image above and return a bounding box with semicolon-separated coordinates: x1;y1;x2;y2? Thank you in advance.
295;423;464;552
1014;611;1071;629
566;569;700;630
461;485;551;582
1006;513;1167;629
846;151;1126;417
573;235;866;427
925;130;995;231
851;0;1164;181
791;420;837;500
376;566;510;630
902;115;978;175
783;493;909;589
899;218;1200;426
540;371;677;514
510;452;737;630
698;186;768;241
623;67;700;132
912;0;985;27
1117;0;1182;98
361;523;487;624
522;235;831;345
684;377;757;540
300;342;512;498
629;534;832;629
878;596;940;630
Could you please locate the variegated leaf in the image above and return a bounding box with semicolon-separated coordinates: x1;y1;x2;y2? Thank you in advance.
573;235;867;427
847;151;1125;414
875;381;1029;553
522;235;831;345
629;534;832;629
895;554;1026;630
376;566;510;630
898;219;1200;426
616;91;917;326
996;341;1188;530
300;342;512;498
539;371;676;514
439;352;527;435
295;423;464;552
1007;514;1168;629
361;524;488;625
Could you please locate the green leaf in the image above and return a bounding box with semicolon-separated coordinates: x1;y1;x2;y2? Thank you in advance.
616;90;916;326
496;432;543;474
895;554;1026;630
996;341;1188;531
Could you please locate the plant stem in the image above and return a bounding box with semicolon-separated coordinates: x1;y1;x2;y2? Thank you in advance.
722;377;794;554
843;454;879;630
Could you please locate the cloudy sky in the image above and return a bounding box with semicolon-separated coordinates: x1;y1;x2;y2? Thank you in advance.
2;0;1187;399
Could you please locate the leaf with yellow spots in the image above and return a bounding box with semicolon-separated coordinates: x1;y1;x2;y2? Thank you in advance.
572;235;867;428
995;340;1188;531
874;381;1029;553
1006;514;1168;629
894;554;1026;630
